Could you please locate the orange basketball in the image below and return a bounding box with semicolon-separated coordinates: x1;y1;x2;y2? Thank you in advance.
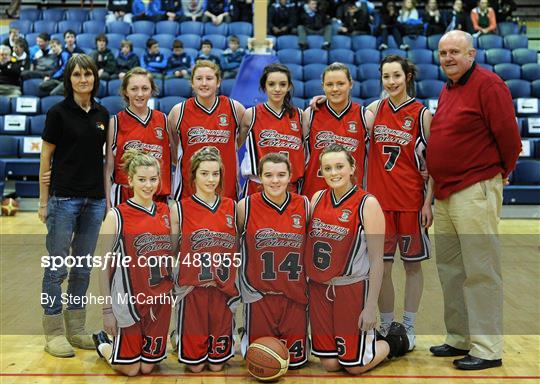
1;198;19;216
246;337;289;382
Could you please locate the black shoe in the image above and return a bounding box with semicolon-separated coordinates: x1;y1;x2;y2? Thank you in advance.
92;331;111;358
453;355;502;370
430;343;470;357
299;43;308;50
322;42;331;50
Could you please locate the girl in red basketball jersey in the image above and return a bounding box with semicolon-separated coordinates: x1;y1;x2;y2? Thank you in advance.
301;63;374;199
365;55;433;351
95;149;179;376
237;153;310;368
168;60;246;201
173;146;240;373
307;144;411;375
105;67;173;207
238;63;305;196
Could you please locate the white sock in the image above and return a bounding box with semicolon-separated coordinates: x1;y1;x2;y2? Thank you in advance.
380;312;394;327
403;311;416;329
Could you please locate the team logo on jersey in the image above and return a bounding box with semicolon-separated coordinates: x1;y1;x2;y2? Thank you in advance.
291;214;302;229
225;214;234;228
154;127;164;140
218;114;229;126
96;122;105;130
402;116;414;130
346;121;357;133
290;120;299;132
338;209;352;223
162;214;170;228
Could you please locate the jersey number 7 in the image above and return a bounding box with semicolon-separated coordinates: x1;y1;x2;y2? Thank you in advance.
383;145;401;171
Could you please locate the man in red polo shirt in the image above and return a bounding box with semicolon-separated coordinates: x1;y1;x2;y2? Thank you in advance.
426;30;521;370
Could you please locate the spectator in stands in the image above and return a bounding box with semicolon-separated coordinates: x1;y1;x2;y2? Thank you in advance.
91;34;117;81
12;37;30;71
180;0;206;22
2;27;22;52
298;0;332;50
425;0;447;36
38;38;71;96
166;39;192;79
106;0;133;24
195;39;220;68
471;0;497;35
397;0;423;40
116;40;140;80
492;0;517;23
267;0;297;36
141;38;168;78
63;30;84;57
29;33;50;63
221;35;245;79
230;0;253;22
162;0;183;21
204;0;231;24
447;0;468;32
132;0;166;22
0;45;22;97
378;1;405;51
337;1;373;36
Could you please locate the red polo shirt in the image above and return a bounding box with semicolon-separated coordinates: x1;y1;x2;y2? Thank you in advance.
426;63;521;200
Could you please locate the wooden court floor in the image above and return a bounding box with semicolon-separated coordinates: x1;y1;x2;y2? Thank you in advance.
0;213;539;384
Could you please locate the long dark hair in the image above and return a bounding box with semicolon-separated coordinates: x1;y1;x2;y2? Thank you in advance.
379;54;417;98
259;63;295;118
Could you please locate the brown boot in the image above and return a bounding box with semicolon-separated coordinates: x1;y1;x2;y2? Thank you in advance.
64;308;95;349
43;314;75;358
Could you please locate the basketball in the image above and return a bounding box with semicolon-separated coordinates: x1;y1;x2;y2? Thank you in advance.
246;337;289;382
1;198;19;216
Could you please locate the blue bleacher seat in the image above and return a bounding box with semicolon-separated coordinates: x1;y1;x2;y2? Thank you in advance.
10;97;40;115
478;34;503;50
152;34;174;49
382;48;406;59
292;97;307;109
57;20;82;34
0;136;18;157
184;47;197;60
329;49;354;64
156;20;179;35
512;160;540;184
427;34;443;50
107;79;122;96
20;9;41;21
475;48;486;63
0;97;10;115
512;48;537;65
202;34;227;50
287;63;303;81
351;97;364;106
177;34;201;50
164;78;192;97
158;96;181;114
127;33;150;49
76;33;96;50
351;82;361;98
331;35;352;50
303;49;328;65
236;34;249;49
0;158;40;178
292;80;304;98
358;63;380;80
531;79;540;98
403;35;427;49
433;50;440;65
22;79;42;96
303;64;326;81
534;140;540;159
408;49;432;64
99;96;124;114
277;49;302;65
360;79;381;98
364;96;380;106
41;9;64;22
485;48;511;65
305;80;323;98
40;96;63;113
204;22;227;35
96;80;108;99
107;21;131;35
106;33;124;50
15;180;39;197
10;20;32;34
180;21;204;35
498;22;519;36
345;63;358;80
65;8;88;22
277;35;299;50
506;79;531;98
25;32;39;48
479;63;493;72
89;8;108;21
494;63;521;80
352;35;377;50
29;115;46;136
306;35;324;49
220;79;235;96
416;79;444;99
521;64;540;82
355;49;380;64
132;20;155;35
504;34;528;50
228;22;252;36
83;20;105;34
32;20;56;34
416;63;439;81
51;33;64;44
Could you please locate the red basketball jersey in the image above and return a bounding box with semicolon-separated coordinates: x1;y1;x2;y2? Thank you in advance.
244;103;305;184
367;98;428;211
302;101;368;199
174;96;239;200
240;192;309;305
305;187;371;283
111;200;174;326
112;108;171;197
177;195;238;298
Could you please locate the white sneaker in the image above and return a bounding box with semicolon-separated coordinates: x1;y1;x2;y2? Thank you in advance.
379;43;388;51
405;325;415;352
379;323;391;337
